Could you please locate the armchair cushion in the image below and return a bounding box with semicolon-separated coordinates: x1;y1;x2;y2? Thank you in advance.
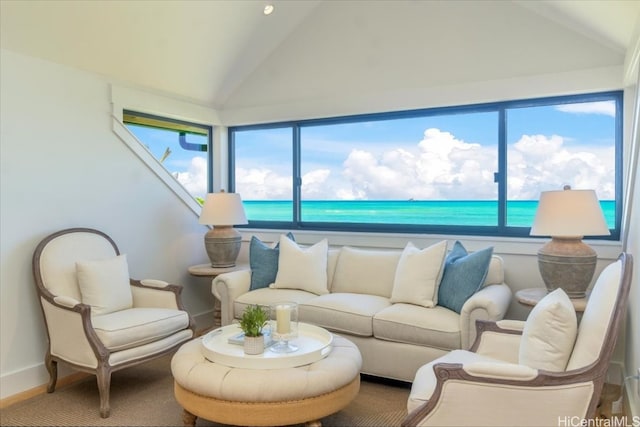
437;241;493;313
408;349;506;413
92;307;190;352
519;288;577;372
76;254;133;315
390;241;447;308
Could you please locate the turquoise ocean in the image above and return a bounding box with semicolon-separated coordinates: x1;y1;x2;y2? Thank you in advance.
244;200;616;228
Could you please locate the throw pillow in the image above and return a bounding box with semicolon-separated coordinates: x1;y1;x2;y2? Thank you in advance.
249;232;295;291
272;236;329;295
519;288;578;372
437;241;494;313
390;240;448;308
76;254;133;316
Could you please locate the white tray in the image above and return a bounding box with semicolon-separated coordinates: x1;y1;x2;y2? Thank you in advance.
201;322;333;369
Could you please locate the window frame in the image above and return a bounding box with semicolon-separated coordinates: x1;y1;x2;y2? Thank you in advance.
229;91;622;240
123;110;214;200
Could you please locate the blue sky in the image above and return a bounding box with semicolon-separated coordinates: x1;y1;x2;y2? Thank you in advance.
127;100;617;202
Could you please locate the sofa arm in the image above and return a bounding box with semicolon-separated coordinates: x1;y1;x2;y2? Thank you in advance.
459;283;512;349
212;270;252;326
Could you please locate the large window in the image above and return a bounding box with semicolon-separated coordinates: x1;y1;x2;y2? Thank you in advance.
230;92;621;238
124;111;212;203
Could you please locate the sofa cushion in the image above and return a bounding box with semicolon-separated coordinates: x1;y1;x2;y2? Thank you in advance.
299;293;391;336
390;241;447;308
330;247;401;298
519;288;577;372
483;256;505;286
437;241;494;313
92;307;189;351
373;303;461;350
326;249;340;291
272;237;329;295
234;288;318;319
249;233;294;291
76;254;133;316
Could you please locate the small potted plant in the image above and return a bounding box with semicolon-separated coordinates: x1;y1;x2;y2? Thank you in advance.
239;304;269;355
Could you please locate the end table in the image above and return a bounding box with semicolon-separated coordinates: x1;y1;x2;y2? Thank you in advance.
188;262;250;329
187;262;250;278
515;287;588;312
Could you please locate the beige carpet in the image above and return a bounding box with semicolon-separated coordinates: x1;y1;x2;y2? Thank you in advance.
1;354;410;427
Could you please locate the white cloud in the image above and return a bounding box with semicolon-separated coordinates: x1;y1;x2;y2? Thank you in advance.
302;169;332;199
340;128;497;200
234;128;615;201
235;167;292;200
507;134;614;200
555;101;615;117
174;156;207;198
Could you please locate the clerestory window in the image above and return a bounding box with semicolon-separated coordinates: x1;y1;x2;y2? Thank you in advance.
229;92;622;239
123;110;212;204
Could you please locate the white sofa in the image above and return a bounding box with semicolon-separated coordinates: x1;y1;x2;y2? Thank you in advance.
212;243;512;382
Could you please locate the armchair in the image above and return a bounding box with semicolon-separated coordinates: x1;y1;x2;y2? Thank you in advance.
403;253;632;427
32;228;196;418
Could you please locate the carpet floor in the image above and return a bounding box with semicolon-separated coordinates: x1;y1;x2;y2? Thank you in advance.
1;354;411;427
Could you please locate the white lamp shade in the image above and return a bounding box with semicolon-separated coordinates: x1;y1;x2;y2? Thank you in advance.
199;192;248;226
530;189;610;237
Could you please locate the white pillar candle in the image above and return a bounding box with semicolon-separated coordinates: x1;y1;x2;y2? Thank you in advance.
276;305;291;335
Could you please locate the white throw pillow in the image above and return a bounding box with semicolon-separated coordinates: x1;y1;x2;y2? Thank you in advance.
76;254;133;315
519;288;578;372
390;240;447;308
272;236;329;295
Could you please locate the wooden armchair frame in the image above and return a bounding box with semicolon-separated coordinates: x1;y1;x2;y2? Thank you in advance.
403;253;632;427
32;228;196;418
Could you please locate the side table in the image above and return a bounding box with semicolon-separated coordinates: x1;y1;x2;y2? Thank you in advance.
187;262;250;278
188;262;250;330
515;287;588;312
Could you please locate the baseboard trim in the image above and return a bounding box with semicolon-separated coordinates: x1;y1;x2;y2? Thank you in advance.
193;308;216;332
1;309;215;408
0;371;90;409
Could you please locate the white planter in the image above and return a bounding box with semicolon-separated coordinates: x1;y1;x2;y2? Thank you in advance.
243;335;265;355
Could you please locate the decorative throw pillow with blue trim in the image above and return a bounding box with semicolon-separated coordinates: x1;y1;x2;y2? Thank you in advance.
249;232;295;291
437;241;494;313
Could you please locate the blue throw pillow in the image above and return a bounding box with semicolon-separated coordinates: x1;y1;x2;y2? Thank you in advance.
437;241;493;313
249;233;295;291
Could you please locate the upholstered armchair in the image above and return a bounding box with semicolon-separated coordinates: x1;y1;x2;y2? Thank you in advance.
32;228;196;418
403;253;632;427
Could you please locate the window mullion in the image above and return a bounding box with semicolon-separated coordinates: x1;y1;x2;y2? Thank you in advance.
293;125;302;224
497;107;507;229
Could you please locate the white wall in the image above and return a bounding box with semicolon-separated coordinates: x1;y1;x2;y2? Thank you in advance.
0;45;635;404
622;54;640;419
0;49;217;399
624;147;639;416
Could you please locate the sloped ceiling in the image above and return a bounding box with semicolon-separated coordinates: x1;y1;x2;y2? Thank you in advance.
1;0;638;114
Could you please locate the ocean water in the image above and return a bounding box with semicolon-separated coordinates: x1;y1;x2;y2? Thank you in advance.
244;200;616;228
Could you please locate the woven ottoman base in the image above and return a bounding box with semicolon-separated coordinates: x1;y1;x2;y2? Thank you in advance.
171;335;363;426
174;376;360;426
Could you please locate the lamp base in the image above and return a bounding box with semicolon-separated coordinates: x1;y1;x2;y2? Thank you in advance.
204;226;241;268
537;237;597;298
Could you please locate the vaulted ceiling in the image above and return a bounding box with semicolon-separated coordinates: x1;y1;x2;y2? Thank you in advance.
1;0;639;114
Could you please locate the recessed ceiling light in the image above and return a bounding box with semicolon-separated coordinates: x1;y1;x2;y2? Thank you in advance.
264;4;274;15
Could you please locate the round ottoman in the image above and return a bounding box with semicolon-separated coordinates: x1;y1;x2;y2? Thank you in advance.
171;334;362;426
